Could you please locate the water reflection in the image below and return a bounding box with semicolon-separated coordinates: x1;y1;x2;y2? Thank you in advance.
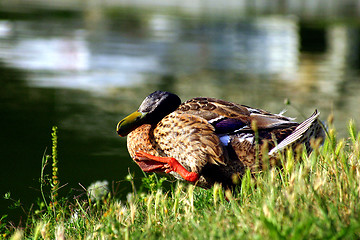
0;6;360;223
0;15;302;91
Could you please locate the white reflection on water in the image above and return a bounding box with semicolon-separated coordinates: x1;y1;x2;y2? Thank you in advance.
147;14;180;40
0;15;299;92
228;17;298;77
10;36;89;71
0;20;12;37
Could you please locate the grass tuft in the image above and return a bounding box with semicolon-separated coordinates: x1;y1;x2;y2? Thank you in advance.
3;121;360;239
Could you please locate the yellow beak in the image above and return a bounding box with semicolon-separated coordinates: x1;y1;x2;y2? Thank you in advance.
116;111;147;137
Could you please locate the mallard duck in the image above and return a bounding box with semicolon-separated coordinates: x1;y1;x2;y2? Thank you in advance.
116;91;324;188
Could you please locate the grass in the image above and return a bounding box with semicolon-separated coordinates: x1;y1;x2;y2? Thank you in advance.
2;120;360;239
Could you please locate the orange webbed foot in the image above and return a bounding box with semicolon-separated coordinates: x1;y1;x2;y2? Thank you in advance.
134;151;199;182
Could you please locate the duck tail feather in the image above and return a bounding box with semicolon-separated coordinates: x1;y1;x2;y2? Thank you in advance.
268;110;321;156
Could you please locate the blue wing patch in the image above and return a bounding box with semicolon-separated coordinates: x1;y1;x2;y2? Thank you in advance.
214;118;247;134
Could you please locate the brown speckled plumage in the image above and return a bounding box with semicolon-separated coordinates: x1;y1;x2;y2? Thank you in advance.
117;91;324;189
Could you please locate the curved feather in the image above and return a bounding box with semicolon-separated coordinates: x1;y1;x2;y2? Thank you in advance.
268;110;321;155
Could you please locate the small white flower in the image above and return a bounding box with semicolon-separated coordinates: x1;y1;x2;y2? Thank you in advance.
126;193;134;203
87;180;109;201
70;210;79;223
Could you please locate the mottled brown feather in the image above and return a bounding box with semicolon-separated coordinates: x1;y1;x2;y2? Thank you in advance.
178;98;250;123
154;112;224;171
127;124;160;158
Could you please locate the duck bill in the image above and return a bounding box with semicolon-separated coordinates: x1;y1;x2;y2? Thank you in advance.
116;111;147;137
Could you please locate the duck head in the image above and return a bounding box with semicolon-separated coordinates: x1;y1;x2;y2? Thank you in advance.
116;91;181;137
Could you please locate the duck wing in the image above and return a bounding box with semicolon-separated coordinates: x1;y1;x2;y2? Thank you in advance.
153;112;225;173
177;97;250;123
177;97;298;134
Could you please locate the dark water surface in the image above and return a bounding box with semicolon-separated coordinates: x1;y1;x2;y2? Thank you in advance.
1;6;360;222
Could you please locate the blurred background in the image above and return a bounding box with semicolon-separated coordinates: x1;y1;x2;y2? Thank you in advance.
1;0;360;223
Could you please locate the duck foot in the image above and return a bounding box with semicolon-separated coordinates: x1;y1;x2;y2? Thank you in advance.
135;151;199;182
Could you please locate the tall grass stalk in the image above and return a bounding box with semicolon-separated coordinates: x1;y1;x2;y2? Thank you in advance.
51;126;59;207
40;152;50;209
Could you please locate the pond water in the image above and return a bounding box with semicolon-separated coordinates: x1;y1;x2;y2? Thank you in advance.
1;5;360;222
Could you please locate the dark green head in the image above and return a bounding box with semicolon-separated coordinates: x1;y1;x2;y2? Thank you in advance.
116;91;181;137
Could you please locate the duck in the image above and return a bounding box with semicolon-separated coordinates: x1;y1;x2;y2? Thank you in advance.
116;91;324;189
